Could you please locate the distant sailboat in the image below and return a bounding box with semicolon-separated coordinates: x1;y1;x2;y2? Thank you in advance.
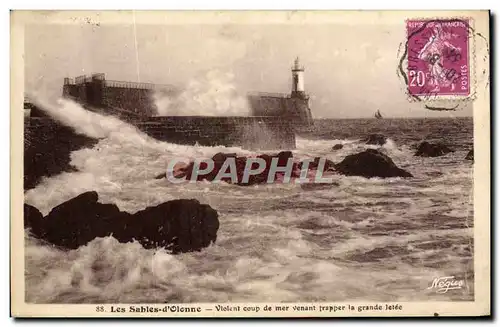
374;110;383;119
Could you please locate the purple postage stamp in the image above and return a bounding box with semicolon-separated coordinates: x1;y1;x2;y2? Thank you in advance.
406;19;471;97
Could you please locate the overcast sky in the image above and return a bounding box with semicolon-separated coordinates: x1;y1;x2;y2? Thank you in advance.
24;22;472;118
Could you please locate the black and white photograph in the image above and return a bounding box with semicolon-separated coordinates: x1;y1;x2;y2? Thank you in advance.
11;10;490;317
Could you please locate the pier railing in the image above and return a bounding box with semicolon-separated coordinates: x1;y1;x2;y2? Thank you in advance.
63;74;174;91
247;91;291;98
104;80;174;90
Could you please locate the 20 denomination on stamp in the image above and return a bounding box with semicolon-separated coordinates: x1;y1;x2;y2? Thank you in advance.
407;19;470;97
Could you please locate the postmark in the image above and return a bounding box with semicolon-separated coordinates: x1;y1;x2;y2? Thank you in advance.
396;17;488;111
406;19;471;98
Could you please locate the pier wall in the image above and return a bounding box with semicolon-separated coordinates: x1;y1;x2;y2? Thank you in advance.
134;116;296;150
102;86;156;116
62;75;313;126
63;75;175;117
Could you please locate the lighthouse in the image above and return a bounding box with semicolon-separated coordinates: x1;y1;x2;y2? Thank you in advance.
291;57;307;99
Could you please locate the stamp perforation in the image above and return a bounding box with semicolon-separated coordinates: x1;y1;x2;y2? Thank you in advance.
399;16;478;108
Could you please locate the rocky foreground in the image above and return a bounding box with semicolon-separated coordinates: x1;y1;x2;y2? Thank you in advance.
335;149;413;178
24;191;219;253
24;117;99;190
414;141;454;157
25;135;473;252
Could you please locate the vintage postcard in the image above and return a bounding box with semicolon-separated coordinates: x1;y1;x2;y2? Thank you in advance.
10;10;490;317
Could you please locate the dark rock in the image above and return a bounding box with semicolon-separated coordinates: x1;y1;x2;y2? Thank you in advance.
243;151;298;186
334;149;413;178
212;152;237;164
114;199;219;253
332;144;343;150
257;154;272;162
24;203;44;235
26;191;219;253
414;141;454;157
298;157;336;172
364;134;387;146
155;164;189;180
465;149;474;161
277;151;293;167
41;191;124;248
24;117;99;190
182;152;238;182
183;151;300;186
155;172;167;179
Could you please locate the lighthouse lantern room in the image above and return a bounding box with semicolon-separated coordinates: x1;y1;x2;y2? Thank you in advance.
291;57;306;99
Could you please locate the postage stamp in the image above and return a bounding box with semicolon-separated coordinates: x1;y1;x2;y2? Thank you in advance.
406;18;471;98
10;10;490;318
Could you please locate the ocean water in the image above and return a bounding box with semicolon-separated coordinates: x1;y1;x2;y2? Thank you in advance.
24;100;474;303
